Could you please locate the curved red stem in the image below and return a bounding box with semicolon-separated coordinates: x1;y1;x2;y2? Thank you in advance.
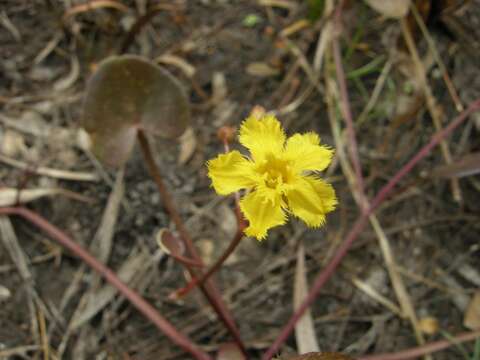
0;206;212;360
136;130;247;357
171;220;246;299
262;98;480;359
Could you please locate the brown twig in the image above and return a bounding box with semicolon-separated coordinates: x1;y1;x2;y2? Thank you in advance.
63;0;129;22
119;3;178;54
136;130;247;357
332;1;365;200
410;3;463;112
400;16;462;202
0;206;212;360
357;330;480;360
262;98;480;359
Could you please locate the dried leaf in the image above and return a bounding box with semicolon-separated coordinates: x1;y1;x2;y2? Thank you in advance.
363;0;411;18
464;291;480;330
0;284;11;301
82;55;190;167
156;228;186;256
156;229;203;268
217;343;245;360
0;130;27;157
246;62;280;77
418;316;440;335
431;152;480;178
294;243;320;354
177;127;197;165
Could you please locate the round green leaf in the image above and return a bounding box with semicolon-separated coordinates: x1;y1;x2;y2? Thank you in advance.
82;55;190;167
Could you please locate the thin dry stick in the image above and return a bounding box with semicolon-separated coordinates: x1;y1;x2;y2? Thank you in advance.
332;2;365;199
410;3;464;112
350;276;404;317
0;206;212;360
119;3;177;53
262;98;480;360
357;330;480;360
400;17;462;203
325;59;427;353
369;216;427;356
330;8;424;347
136;130;247;356
356;59;393;126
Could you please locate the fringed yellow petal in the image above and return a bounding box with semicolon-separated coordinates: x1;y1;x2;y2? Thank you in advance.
240;190;286;240
286;176;337;228
239;114;286;161
207;150;256;195
284;132;333;172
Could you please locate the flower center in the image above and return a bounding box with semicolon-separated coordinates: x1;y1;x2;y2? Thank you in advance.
257;154;293;190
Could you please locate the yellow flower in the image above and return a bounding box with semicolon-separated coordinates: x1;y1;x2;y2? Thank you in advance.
207;113;337;240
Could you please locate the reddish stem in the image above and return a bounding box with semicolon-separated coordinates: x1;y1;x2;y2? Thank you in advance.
262;98;480;359
169;252;205;268
357;330;480;360
136;130;247;357
332;1;365;199
0;206;212;360
171;219;246;299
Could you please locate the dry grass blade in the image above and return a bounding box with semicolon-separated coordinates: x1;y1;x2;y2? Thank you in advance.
0;346;40;358
369;216;428;358
400;17;462;202
89;168;124;263
294;242;320;354
356;59;393;126
0;153;99;182
0;216;43;354
458;264;480;287
313;0;335;73
37;307;49;360
70;250;149;329
258;0;297;10
351;276;404;317
54;55;80;91
0;216;32;280
0;187;93;207
410;3;463;112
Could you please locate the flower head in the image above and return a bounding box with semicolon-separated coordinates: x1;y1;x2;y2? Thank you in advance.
207;112;337;240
